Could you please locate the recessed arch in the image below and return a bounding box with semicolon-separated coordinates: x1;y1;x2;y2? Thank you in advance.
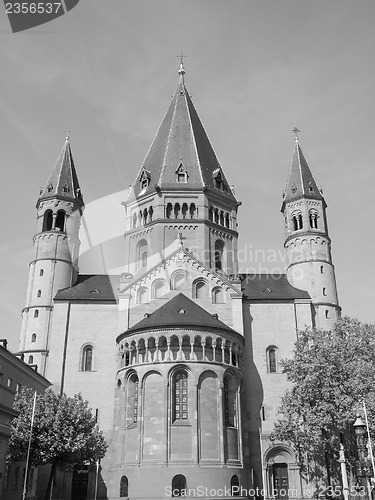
192;278;209;299
170;270;189;290
152;279;169;299
55;210;66;232
214;240;224;271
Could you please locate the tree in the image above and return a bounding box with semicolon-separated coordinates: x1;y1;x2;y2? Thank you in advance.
8;388;107;499
270;317;375;486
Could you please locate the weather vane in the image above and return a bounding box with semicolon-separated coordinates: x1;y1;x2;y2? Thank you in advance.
292;127;301;142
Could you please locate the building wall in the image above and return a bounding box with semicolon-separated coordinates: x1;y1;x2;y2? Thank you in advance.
0;343;50;499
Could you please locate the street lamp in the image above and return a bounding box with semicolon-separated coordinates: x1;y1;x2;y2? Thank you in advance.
354;415;373;499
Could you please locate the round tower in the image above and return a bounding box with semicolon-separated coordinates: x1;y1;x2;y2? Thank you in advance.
281;132;340;330
112;293;249;499
19;136;84;375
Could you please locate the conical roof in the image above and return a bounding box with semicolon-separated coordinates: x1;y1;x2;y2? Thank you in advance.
38;137;83;207
131;65;236;202
122;292;237;336
283;141;324;206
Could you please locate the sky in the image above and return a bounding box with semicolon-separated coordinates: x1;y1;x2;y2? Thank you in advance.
0;0;374;351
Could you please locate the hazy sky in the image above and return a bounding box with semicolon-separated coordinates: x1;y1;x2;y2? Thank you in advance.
1;0;374;351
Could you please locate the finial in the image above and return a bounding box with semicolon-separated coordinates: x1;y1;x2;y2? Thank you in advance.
177;232;186;247
65;128;74;142
292;127;301;143
177;51;186;78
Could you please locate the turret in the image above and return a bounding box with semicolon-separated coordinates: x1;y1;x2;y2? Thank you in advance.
19;135;84;375
281;130;340;329
123;61;240;277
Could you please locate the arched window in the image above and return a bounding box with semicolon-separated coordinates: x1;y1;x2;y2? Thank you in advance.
37;290;41;298
42;210;53;231
166;203;173;219
31;333;36;343
137;287;149;304
231;475;240;497
309;210;318;229
193;279;209;299
55;210;66;232
292;212;303;231
323;287;327;296
267;347;277;373
214;240;224;271
40;269;44;277
173;371;188;422
28;355;34;364
137;240;147;269
34;309;39;318
81;345;93;371
126;374;139;425
174;203;180;219
172;475;186;497
171;271;188;290
212;287;225;304
120;476;128;497
189;203;196;219
223;375;237;427
325;309;330;319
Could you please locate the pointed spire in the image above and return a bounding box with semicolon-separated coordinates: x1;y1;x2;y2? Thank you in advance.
130;64;236;203
283;130;323;206
37;135;83;207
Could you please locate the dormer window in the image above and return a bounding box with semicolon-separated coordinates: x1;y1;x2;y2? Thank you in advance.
63;184;70;193
47;183;53;193
212;168;224;190
308;182;314;193
139;169;151;191
176;163;188;183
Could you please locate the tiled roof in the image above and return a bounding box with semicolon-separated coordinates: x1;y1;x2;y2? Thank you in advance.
126;292;237;334
38;138;83;207
240;274;310;300
54;275;118;302
131;71;237;203
282;142;324;206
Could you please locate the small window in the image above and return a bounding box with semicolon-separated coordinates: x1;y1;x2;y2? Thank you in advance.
37;290;41;298
40;269;44;277
7;378;12;388
137;240;148;269
323;287;327;296
231;475;240;497
268;348;277;373
127;374;139;425
214;240;224;271
173;371;188;422
120;476;129;497
34;309;39;318
261;406;265;421
31;333;37;343
81;345;93;371
223;375;237;427
28;355;34;364
320;266;324;274
172;475;187;497
16;383;22;394
325;310;330;319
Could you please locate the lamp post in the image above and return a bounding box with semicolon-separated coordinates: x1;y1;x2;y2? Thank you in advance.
354;415;373;499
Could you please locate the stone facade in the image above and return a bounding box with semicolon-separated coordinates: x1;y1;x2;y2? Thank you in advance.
17;65;340;500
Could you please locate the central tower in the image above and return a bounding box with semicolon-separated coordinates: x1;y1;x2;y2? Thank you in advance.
123;62;240;277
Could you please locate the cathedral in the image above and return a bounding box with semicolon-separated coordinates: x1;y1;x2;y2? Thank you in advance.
18;62;340;500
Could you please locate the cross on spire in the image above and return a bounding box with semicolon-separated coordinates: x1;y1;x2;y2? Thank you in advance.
292;127;301;143
177;52;186;76
65;128;74;142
